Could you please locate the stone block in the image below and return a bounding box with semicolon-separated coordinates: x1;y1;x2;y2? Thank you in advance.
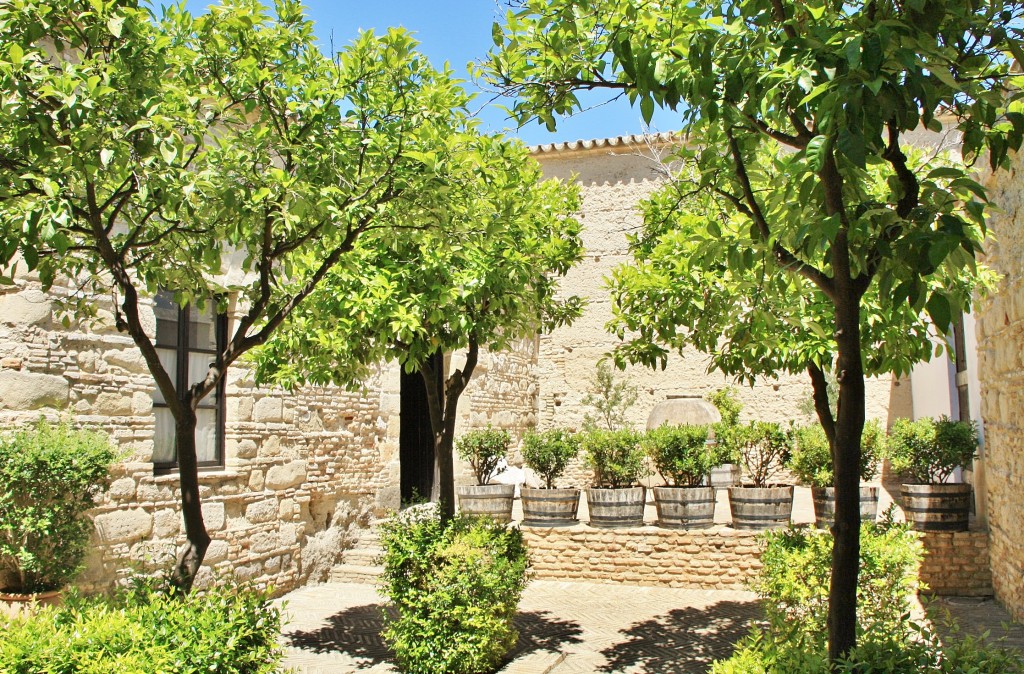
0;289;51;325
248;469;265;491
253;397;283;423
0;370;69;410
265;462;306;490
94;509;153;543
131;392;153;415
203;501;226;531
235;439;258;459
103;349;147;374
107;477;137;501
250;531;278;554
153;509;180;537
205;540;230;563
246;499;278;524
95;391;132;416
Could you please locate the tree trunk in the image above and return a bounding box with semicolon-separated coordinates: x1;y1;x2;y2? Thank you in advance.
420;342;479;522
826;290;866;662
168;407;211;592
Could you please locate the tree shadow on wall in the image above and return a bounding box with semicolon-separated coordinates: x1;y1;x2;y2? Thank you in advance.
599;599;764;674
283;604;583;668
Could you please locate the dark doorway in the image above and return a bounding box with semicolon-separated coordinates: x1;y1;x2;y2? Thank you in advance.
400;354;442;505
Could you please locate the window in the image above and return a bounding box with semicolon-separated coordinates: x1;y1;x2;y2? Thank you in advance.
152;290;226;471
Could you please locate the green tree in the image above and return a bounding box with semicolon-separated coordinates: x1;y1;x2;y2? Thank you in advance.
485;0;1024;659
252;135;584;519
0;0;476;590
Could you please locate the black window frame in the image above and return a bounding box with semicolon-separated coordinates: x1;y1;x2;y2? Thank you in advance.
152;292;228;474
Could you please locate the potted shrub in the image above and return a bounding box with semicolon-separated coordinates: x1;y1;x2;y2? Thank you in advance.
726;421;794;530
520;429;581;527
707;387;743;487
887;416;978;532
454;427;515;523
788;420;885;528
642;424;723;529
0;419;117;614
581;429;648;528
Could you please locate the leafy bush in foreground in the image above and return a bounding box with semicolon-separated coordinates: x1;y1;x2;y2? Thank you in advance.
0;579;282;673
379;504;529;674
0;419;118;593
713;515;1023;673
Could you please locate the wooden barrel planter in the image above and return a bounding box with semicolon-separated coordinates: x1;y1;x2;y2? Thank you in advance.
710;464;741;489
586;487;646;528
456;484;515;523
653;486;716;529
811;486;879;529
521;487;580;527
901;483;971;532
728;485;793;530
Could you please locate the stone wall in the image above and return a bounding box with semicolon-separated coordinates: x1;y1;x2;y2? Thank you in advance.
976;152;1024;620
522;525;762;590
918;530;992;597
531;139;905;489
0;270;551;593
522;523;990;597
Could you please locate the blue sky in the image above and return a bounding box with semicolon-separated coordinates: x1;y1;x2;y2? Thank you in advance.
183;0;681;145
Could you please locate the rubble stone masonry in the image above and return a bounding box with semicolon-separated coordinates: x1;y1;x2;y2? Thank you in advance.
0;275;530;594
977;152;1024;620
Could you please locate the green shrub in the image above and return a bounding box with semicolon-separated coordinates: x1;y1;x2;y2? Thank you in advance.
581;428;647;488
706;386;742;426
713;514;1022;673
888;416;978;483
521;428;579;488
0;579;282;672
455;426;511;485
787;419;884;488
727;421;790;487
379;504;529;674
713;624;1024;674
0;418;118;593
642;424;727;487
753;518;921;644
581;361;638;431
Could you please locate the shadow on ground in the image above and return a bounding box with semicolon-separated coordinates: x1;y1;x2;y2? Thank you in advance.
283;604;583;668
508;610;585;659
599;599;763;674
927;596;1024;653
283;603;395;666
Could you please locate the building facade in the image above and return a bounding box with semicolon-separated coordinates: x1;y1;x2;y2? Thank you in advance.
0;133;974;600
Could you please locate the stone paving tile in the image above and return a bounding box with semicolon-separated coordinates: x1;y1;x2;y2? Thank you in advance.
276;579;1023;673
927;595;1024;654
275;580;762;673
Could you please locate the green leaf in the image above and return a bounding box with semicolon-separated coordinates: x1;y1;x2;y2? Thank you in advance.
107;16;125;38
837;128;866;167
805;135;828;170
8;42;24;65
925;292;951;330
640;96;654;124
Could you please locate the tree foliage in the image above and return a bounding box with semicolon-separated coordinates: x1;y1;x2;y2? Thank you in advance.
252;134;584;518
0;0;483;588
484;0;1024;659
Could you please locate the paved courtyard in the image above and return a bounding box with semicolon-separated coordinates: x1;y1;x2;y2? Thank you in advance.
277;580;762;673
277;579;1024;673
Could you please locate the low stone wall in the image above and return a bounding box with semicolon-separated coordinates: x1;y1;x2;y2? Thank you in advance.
521;525;763;590
918;530;992;597
521;524;993;597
